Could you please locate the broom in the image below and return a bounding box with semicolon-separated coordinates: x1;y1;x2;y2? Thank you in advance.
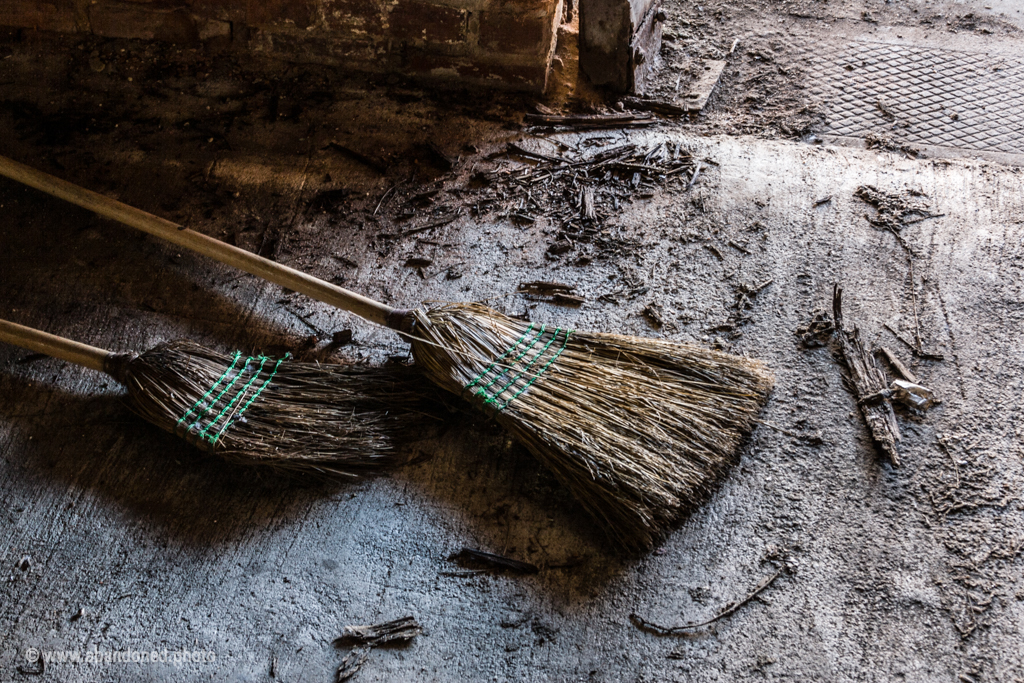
0;318;429;476
0;156;774;548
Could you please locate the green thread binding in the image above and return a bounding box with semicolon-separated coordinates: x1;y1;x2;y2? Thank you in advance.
187;355;252;431
178;351;242;426
211;353;289;446
474;324;547;396
464;323;536;391
497;329;571;411
482;327;564;407
199;355;269;441
463;324;572;412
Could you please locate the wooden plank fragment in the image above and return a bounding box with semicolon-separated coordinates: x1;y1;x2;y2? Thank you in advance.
678;60;727;114
335;616;423;647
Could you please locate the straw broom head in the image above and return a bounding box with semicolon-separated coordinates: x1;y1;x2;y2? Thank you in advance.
408;303;774;549
107;340;433;476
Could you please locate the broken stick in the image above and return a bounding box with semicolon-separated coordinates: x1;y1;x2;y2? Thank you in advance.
334;616;422;682
630;568;783;634
449;548;539;574
877;347;918;384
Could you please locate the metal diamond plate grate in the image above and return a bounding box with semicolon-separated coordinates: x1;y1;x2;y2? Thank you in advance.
804;41;1024;154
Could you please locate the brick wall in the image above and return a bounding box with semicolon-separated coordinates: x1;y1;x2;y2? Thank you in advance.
0;0;564;92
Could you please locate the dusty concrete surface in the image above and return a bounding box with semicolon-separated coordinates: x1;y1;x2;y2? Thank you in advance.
2;0;1024;681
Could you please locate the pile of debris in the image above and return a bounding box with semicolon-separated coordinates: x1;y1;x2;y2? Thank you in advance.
474;140;699;260
854;185;940;235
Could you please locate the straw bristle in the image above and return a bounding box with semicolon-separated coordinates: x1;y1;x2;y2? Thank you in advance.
410;303;774;549
119;340;433;476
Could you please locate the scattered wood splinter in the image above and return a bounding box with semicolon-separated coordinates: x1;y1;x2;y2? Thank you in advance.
334;616;422;682
449;548;539;574
334;616;423;647
630;567;783;635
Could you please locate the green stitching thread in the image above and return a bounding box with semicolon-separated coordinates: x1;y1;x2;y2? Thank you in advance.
178;351;242;426
480;327;559;405
474;325;547;397
497;329;571;411
211;354;289;446
465;323;536;391
482;327;562;406
187;355;252;431
199;356;268;440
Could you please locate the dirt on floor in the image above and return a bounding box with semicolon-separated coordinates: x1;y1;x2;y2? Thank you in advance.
1;0;1023;680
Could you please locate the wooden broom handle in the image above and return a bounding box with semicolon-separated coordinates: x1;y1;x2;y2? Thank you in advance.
0;319;111;373
0;155;402;329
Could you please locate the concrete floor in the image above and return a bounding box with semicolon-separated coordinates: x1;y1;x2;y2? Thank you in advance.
2;2;1024;681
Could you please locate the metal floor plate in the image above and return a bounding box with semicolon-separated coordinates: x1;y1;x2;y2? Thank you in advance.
805;40;1024;155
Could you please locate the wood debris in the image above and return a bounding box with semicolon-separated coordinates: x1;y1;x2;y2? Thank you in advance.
622;96;688;117
642;303;664;328
854;185;941;235
795;309;835;348
335;616;423;647
448;548;539;574
518;281;584;307
325;141;389;174
507;142;563;163
832;285;902;466
389;211;461;238
632;568;781;635
424;141;455;171
865;132;921;158
517;281;574;295
336;649;369;682
480;140;696;259
630;550;790;635
333;616;422;680
523;112;656;129
877;346;918;383
883;322;944;360
679;60;727;114
548;293;585;307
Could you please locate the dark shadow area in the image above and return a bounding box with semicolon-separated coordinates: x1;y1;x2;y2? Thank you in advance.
0;371;357;548
0;174;352;356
